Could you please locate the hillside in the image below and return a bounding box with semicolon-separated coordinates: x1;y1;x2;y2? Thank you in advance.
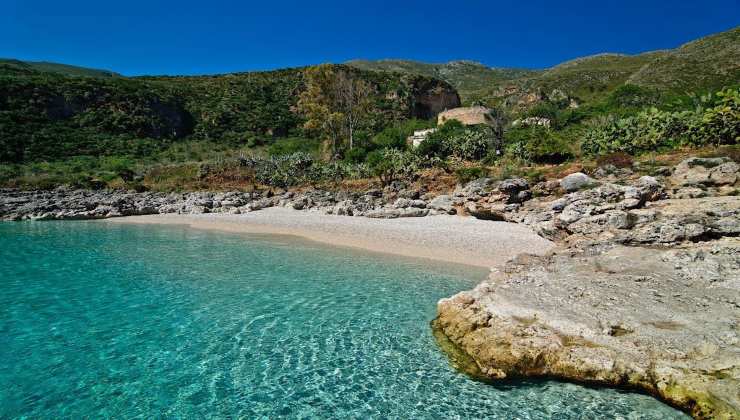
1;27;737;192
628;27;740;91
0;63;459;163
346;59;538;104
0;58;120;78
348;27;740;106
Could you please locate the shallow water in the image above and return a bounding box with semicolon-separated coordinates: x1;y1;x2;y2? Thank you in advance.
0;221;687;419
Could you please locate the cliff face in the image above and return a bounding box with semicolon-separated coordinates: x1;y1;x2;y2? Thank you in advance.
409;78;461;119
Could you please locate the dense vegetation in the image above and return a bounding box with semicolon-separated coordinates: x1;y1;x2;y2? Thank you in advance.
1;27;738;191
0;61;455;163
582;88;740;155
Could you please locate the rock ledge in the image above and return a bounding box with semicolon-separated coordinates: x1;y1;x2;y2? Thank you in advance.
434;240;740;419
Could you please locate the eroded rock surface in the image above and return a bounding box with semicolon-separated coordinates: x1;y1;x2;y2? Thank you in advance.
434;240;740;419
435;155;740;419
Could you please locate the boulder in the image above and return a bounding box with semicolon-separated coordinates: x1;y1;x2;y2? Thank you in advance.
365;208;401;219
454;178;493;200
498;178;531;204
560;172;595;192
671;157;739;188
635;175;666;202
399;208;429;217
464;202;505;221
427;195;456;215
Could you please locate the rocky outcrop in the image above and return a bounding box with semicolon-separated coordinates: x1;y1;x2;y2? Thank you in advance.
434;156;740;419
434;240;740;419
0;181;451;221
410;78;461;120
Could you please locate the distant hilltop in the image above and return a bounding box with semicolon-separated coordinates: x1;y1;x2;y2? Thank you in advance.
0;58;121;78
347;26;740;105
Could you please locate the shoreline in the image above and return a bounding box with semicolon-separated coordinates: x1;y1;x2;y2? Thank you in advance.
103;208;555;269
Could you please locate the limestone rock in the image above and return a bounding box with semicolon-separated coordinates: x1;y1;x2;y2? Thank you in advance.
427;195;457;215
671;157;739;188
560;172;595;192
434;240;740;419
464;202;505;221
498;178;530;204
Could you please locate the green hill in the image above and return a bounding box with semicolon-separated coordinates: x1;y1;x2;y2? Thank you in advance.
628;27;740;91
346;59;538;103
347;27;740;106
0;63;458;163
0;58;121;78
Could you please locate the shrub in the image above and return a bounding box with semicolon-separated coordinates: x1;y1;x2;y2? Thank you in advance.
344;147;368;163
504;126;574;164
367;148;420;184
417;121;495;161
686;88;740;146
583;87;738;156
448;127;495;160
595;152;634;168
0;164;20;184
416;133;450;159
582;109;692;155
268;137;321;156
370;119;432;151
607;84;660;109
455;166;489;184
526;102;560;121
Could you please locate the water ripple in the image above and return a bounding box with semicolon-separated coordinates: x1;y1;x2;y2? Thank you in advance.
0;221;687;419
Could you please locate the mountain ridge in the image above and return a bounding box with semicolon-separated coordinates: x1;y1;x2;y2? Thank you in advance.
346;26;739;105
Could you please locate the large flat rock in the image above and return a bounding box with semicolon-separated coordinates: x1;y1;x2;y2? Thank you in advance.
435;239;740;419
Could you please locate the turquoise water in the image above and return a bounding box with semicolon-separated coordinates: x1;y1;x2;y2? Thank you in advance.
0;222;686;419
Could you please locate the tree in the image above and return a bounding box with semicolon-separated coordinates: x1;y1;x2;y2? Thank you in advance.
336;70;373;150
297;65;374;156
297;65;344;155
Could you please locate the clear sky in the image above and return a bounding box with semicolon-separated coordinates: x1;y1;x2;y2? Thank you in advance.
2;0;738;76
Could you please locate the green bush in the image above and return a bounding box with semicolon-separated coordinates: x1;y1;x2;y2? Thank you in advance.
344;147;368;163
686;88;740;146
504;126;574;163
239;152;372;188
583;87;738;156
268;137;321;156
526;102;560;121
0;164;20;184
607;84;661;109
417;120;495;161
367;148;420;184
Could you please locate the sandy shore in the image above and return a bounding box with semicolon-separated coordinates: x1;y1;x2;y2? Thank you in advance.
104;208;555;268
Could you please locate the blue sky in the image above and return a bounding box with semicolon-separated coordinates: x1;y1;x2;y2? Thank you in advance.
2;0;738;76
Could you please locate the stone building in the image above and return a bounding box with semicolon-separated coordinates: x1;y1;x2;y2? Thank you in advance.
408;128;438;147
437;106;497;126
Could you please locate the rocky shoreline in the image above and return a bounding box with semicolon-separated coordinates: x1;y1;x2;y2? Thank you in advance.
2;156;739;418
433;156;739;420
